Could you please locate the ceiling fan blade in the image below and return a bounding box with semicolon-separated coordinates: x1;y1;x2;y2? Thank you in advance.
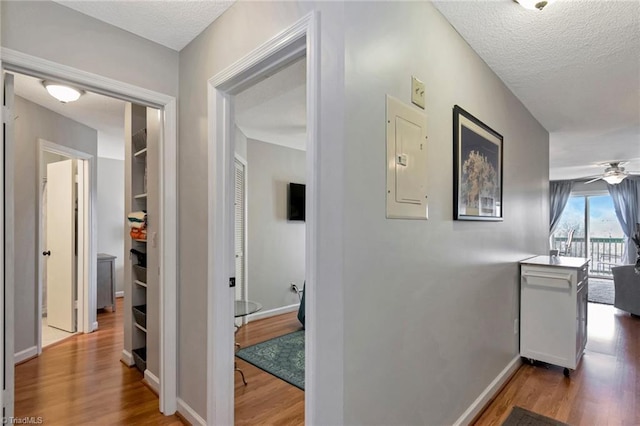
584;176;603;184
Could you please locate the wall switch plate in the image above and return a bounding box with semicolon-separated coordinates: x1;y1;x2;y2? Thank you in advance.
411;76;425;109
514;318;519;334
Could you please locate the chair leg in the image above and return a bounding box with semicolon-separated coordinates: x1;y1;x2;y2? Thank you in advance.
235;362;247;386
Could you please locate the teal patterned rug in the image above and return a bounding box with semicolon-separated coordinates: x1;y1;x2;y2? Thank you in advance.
236;330;305;390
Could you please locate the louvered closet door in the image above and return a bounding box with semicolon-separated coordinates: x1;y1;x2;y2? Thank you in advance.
234;159;246;301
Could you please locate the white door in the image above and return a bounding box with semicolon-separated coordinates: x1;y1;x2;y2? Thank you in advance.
2;70;16;417
234;158;246;302
45;159;76;332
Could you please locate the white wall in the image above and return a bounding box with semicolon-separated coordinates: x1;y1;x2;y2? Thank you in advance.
234;125;247;160
13;96;98;354
247;139;305;313
97;157;125;293
179;2;346;420
341;2;549;424
98;131;125;161
1;1;179;97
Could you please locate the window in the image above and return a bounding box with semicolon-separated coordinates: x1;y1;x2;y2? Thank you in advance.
551;194;624;277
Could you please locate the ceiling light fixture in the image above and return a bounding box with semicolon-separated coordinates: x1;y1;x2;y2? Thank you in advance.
42;81;84;103
602;173;626;185
514;0;556;11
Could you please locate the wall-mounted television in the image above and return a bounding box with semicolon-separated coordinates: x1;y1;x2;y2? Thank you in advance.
288;182;305;221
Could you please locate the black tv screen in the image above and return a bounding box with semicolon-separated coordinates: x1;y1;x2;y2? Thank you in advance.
288;183;305;221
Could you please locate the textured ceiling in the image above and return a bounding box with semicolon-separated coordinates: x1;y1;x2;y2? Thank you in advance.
433;0;640;180
53;0;234;51
235;58;306;151
13;72;126;159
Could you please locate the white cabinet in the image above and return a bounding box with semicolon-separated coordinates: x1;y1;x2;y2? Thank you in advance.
519;256;589;375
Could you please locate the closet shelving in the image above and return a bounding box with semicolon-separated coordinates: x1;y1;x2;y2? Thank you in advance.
124;103;159;385
129;110;148;374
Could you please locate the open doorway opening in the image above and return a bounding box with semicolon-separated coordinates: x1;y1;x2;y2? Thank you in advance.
232;57;307;423
39;151;85;348
207;12;320;425
6;68;173;421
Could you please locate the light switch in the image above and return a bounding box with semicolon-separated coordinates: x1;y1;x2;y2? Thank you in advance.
411;76;425;109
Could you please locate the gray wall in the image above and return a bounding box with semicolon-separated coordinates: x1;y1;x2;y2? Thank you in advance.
97;158;125;293
179;1;346;420
342;2;549;424
13;96;98;354
247;140;305;313
1;1;179;97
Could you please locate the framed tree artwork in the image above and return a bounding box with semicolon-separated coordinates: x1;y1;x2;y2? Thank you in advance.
453;105;503;221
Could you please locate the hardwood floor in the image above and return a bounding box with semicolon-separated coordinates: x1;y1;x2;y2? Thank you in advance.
235;312;305;425
15;299;183;425
475;303;640;426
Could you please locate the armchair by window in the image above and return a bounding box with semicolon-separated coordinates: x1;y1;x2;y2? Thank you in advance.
612;265;640;316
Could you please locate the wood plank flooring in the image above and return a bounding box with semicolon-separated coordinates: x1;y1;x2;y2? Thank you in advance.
475;303;640;426
235;312;305;425
15;299;183;425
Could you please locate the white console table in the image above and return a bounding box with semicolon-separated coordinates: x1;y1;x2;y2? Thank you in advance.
519;255;589;377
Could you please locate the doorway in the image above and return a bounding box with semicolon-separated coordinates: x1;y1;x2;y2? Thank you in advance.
36;140;94;354
1;51;178;417
232;56;308;422
207;12;318;425
551;193;625;277
38;148;89;349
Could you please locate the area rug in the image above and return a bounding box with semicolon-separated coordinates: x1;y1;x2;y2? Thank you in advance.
236;330;305;390
589;278;614;305
501;407;568;426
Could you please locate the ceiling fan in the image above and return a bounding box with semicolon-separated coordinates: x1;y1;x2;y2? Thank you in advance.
584;162;640;185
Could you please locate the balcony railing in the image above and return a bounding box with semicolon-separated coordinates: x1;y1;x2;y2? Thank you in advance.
552;236;625;278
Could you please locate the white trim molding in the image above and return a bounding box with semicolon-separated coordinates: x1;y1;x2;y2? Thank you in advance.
121;349;135;367
14;346;38;365
1;48;178;415
144;369;161;395
453;355;522;426
177;398;206;426
207;11;319;426
247;304;300;322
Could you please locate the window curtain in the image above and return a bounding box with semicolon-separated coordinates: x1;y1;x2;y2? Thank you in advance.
550;181;574;234
608;179;639;265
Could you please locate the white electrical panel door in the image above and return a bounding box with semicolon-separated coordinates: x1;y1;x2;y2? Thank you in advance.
386;95;428;219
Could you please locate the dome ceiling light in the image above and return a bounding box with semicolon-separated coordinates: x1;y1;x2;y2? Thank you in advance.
43;81;84;103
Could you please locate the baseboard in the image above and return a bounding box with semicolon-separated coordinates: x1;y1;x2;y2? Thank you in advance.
115;291;124;298
92;321;99;331
121;349;135;367
453;355;522;426
176;397;206;426
248;303;299;322
14;346;38;365
144;369;160;395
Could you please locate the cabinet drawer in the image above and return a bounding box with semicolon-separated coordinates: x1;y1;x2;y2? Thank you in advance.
521;266;575;289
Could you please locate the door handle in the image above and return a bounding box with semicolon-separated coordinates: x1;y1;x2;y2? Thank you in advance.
42;250;51;256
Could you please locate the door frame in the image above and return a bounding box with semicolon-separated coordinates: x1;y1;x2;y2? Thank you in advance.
37;140;92;351
1;48;178;415
207;12;319;425
1;68;16;417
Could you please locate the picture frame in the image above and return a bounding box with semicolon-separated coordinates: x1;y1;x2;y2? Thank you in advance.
453;105;503;221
